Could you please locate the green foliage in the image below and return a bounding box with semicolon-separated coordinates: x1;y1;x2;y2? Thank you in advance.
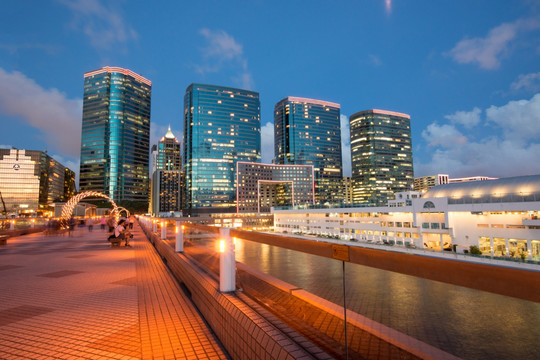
469;245;482;255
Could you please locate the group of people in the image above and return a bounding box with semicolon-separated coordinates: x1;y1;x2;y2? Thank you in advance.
108;215;135;247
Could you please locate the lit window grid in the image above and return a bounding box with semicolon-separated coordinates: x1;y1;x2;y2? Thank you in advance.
80;68;151;202
183;84;261;210
349;110;414;205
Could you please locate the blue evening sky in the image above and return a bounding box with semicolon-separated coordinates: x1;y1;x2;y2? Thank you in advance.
1;0;540;184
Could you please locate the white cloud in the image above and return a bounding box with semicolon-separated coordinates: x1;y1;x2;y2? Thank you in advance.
199;28;243;60
369;54;382;67
0;67;82;158
447;18;540;69
0;145;13;149
261;121;274;164
59;0;137;50
486;93;540;142
511;72;540;92
340;114;351;177
422;123;467;148
417;93;540;177
196;28;255;90
444;107;482;129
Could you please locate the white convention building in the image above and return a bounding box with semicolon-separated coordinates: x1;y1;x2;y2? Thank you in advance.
272;175;540;261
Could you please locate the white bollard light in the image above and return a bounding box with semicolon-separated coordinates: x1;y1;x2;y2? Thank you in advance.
219;227;235;292
152;219;157;233
10;220;15;231
175;221;184;252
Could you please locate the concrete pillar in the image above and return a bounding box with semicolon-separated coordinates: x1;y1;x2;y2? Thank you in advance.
175;221;183;252
161;220;167;240
527;239;533;260
440;233;444;252
505;238;510;257
152;219;157;233
490;237;494;257
219;227;235;293
10;220;14;231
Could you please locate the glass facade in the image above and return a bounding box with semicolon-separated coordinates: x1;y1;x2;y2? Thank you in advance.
0;149;76;215
236;162;314;213
79;67;151;203
349;109;414;205
183;83;261;214
274;97;342;205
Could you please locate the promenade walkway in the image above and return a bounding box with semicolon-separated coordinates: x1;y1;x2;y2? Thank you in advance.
0;222;228;359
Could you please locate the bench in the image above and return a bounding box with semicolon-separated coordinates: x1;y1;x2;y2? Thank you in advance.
108;235;122;247
0;235;8;245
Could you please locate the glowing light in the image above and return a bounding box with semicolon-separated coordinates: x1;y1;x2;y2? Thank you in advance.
218;239;225;253
385;0;392;13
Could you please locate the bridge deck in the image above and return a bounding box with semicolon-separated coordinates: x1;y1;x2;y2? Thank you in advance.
0;222;228;359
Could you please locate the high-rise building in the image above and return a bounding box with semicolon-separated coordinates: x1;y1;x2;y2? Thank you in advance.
414;174;449;192
274;97;342;205
183;83;261;214
236;162;314;213
155;126;181;171
349;109;413;205
341;176;354;205
0;149;76;216
150;127;182;215
79;67;152;204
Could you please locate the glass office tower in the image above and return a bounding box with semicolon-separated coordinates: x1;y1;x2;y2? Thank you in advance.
79;67;152;203
349;109;414;205
274;97;342;205
183;83;261;214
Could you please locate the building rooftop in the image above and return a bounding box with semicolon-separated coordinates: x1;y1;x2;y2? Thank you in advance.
424;174;540;198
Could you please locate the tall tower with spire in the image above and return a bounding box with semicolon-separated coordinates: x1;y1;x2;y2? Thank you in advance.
150;127;182;215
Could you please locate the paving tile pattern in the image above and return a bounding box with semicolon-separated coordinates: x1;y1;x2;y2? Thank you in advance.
0;222;228;359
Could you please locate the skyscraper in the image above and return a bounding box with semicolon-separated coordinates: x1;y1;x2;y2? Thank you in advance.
183;83;261;214
79;67;152;204
0;149;76;216
150;127;182;215
349;109;413;205
274;97;342;205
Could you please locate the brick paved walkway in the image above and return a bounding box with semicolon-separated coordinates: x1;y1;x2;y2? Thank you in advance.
0;221;228;359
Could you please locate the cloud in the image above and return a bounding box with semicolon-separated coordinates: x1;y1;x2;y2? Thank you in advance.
486;93;540;142
416;93;540;177
447;18;540;69
340;114;352;177
0;67;82;158
0;43;59;55
369;54;382;67
261;121;274;164
199;28;243;60
444;107;482;129
196;28;255;90
58;0;137;50
422;123;468;148
511;72;540;92
0;145;13;149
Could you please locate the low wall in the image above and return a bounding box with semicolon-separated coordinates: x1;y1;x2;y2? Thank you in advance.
140;224;319;360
